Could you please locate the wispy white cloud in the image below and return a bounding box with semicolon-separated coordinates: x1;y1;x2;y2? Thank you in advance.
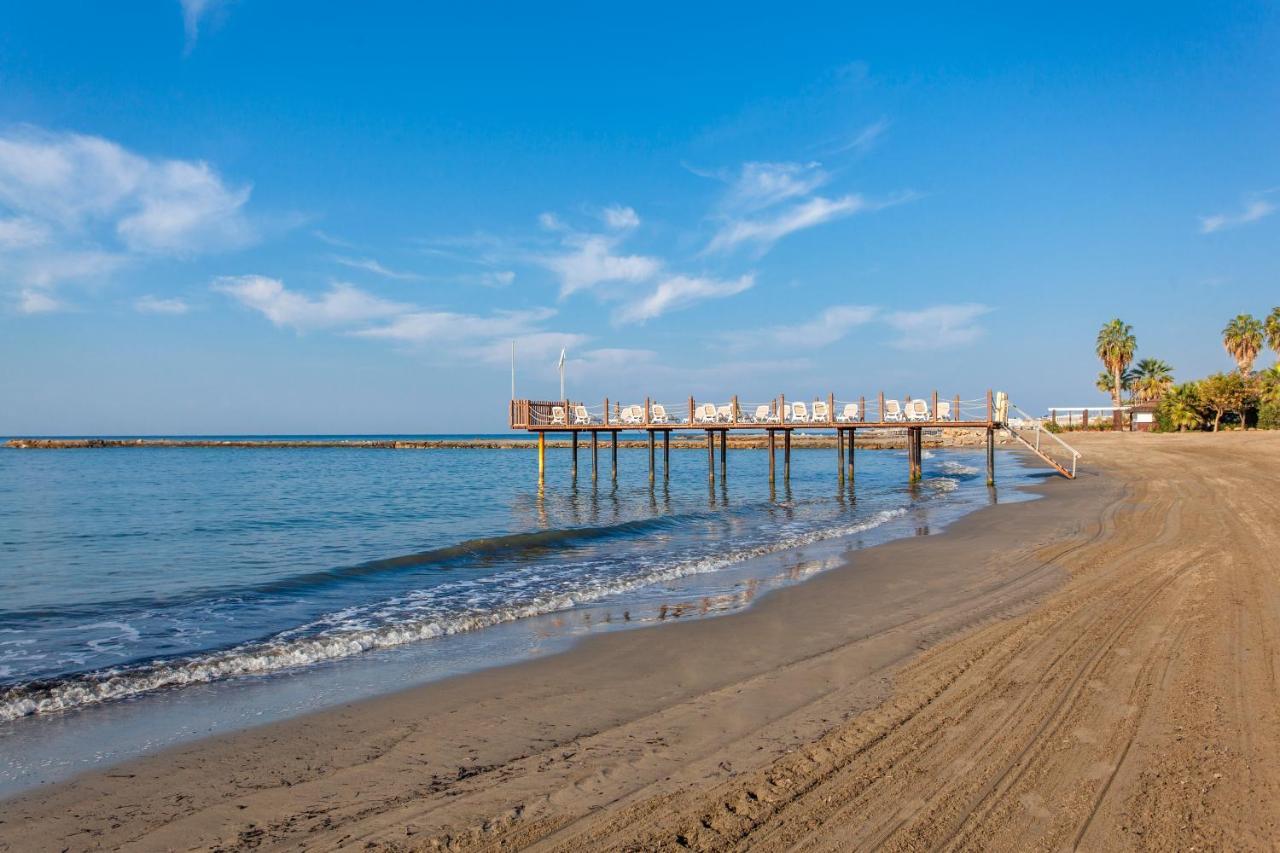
0;216;51;250
180;0;224;53
0;127;254;311
0;128;252;255
1199;194;1276;234
541;232;662;297
354;307;556;345
602;205;640;230
15;288;63;315
884;303;992;349
134;295;191;315
332;255;424;281
615;273;754;324
831;118;890;155
707;194;869;254
762;304;878;346
724;162;829;212
213;275;408;332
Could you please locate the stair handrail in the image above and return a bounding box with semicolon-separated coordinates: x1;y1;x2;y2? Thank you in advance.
1005;402;1081;478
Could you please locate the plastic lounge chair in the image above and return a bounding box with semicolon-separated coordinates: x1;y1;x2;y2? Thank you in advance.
573;405;593;425
791;401;810;423
837;402;859;422
812;401;830;423
908;399;930;422
883;400;904;422
621;405;644;425
717;404;733;422
549;406;567;426
936;400;952;421
752;404;778;424
651;404;669;424
695;403;718;424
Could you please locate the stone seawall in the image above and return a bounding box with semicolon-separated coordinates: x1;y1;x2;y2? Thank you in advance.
5;430;1008;451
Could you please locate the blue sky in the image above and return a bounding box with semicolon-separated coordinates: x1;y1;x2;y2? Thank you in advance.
1;2;1277;434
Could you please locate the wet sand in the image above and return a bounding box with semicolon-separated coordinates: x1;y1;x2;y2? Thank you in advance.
2;432;1278;850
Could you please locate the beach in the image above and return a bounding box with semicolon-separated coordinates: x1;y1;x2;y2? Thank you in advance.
2;432;1278;850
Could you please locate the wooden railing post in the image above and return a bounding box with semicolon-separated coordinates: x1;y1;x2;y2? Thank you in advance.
954;394;961;423
878;391;885;423
645;396;651;426
780;393;786;424
732;394;739;424
828;392;835;425
986;390;993;424
604;397;610;426
859;395;866;423
932;390;939;422
689;395;695;425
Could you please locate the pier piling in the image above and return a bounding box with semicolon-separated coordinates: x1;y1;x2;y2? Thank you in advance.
986;427;995;485
647;430;655;481
591;432;598;480
784;430;791;480
768;430;776;482
611;431;618;481
663;431;670;478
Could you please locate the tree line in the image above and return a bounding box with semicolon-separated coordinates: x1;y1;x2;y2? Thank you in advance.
1094;309;1280;432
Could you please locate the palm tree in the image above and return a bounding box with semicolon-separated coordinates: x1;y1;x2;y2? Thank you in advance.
1161;382;1204;432
1223;314;1264;374
1096;320;1136;429
1265;307;1280;364
1131;358;1174;402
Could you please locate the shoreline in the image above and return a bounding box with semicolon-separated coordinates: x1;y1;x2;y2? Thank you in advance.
0;449;1086;849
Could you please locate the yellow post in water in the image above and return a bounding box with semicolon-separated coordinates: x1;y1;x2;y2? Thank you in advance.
537;431;546;478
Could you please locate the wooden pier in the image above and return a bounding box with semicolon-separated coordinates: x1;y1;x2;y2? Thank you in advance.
509;391;1081;483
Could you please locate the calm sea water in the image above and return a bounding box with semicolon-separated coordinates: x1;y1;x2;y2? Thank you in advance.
0;437;1037;792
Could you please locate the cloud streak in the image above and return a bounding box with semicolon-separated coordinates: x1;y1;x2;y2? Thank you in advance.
1199;195;1276;233
615;273;754;324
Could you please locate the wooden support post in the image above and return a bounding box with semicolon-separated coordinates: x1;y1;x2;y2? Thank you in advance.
954;394;961;423
647;430;655;481
768;429;776;482
859;396;866;423
663;430;670;478
986;390;993;424
591;431;598;479
783;430;791;480
537;431;546;478
878;391;885;424
732;395;739;424
571;430;578;478
847;429;855;481
986;427;995;486
837;426;845;478
604;397;610;427
706;430;715;481
780;393;786;425
611;430;618;480
827;392;835;425
719;429;727;470
689;396;695;426
932;390;939;423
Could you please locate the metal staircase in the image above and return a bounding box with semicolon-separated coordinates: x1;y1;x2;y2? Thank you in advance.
1001;402;1081;479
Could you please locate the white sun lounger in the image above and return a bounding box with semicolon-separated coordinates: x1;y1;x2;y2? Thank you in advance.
695;403;719;424
883;399;904;422
620;405;644;424
650;404;669;424
717;404;733;422
812;401;830;423
573;405;593;425
549;406;567;426
837;402;859;422
907;399;930;421
790;401;810;423
752;404;779;424
936;400;952;421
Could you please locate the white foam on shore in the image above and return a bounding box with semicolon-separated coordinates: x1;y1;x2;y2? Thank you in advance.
0;508;908;722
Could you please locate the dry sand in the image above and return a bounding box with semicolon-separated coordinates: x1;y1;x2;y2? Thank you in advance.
2;432;1279;851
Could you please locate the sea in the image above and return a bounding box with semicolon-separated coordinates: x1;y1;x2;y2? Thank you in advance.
0;434;1040;796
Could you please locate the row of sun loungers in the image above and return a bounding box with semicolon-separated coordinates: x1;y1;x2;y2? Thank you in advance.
546;399;956;426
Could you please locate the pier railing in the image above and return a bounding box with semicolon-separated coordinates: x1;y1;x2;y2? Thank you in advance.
510;390;1002;430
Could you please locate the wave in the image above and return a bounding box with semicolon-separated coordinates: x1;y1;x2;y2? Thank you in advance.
938;460;980;476
0;508;907;722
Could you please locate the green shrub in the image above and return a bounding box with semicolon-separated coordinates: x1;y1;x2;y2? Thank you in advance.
1260;401;1280;430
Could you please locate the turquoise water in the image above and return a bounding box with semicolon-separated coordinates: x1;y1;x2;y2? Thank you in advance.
0;438;1036;792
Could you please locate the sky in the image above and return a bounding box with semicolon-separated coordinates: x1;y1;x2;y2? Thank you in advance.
1;2;1278;434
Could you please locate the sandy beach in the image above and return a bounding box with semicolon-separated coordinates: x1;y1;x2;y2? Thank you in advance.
2;432;1279;850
